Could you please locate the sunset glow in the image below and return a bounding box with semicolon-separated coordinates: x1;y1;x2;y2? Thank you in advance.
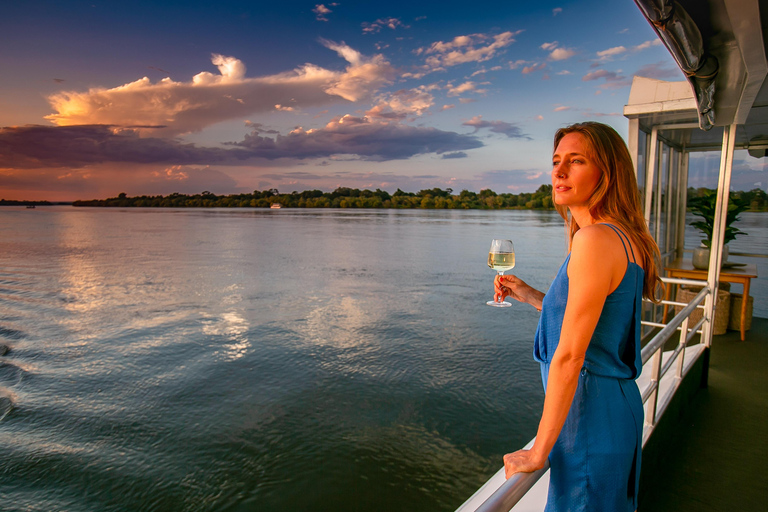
1;0;686;201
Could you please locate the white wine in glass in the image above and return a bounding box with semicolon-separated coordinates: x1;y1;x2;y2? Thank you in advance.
486;238;515;307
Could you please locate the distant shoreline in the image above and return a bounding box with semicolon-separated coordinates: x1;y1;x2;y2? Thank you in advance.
6;186;767;211
0;200;73;206
70;186;558;210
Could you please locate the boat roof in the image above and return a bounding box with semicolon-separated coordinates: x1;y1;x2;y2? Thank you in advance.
625;0;768;151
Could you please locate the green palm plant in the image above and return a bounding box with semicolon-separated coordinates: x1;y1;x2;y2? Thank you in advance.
689;190;750;248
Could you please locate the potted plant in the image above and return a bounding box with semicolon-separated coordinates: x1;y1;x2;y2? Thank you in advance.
689;190;750;269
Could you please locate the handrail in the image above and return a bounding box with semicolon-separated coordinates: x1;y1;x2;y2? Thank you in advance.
474;467;551;512
640;285;709;364
455;277;712;512
474;465;550;512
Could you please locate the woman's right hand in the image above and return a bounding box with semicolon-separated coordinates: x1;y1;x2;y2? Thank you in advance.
494;274;544;311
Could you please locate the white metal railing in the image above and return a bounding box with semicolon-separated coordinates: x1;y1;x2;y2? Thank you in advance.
639;278;709;444
455;277;711;512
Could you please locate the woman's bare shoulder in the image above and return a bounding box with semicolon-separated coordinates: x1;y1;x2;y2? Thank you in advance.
566;226;619;295
571;224;630;268
571;224;619;252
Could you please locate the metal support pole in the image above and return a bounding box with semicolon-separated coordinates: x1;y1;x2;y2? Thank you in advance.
676;150;689;261
645;348;663;428
644;127;659;225
654;144;666;244
664;146;675;255
703;124;737;346
628;118;640;178
675;316;689;380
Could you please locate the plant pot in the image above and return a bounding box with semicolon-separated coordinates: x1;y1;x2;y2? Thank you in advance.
691;244;729;269
675;286;730;335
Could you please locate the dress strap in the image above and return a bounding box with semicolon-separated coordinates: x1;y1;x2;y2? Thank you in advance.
602;223;637;264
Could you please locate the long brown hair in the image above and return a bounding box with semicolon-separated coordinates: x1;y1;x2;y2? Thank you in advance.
553;122;661;301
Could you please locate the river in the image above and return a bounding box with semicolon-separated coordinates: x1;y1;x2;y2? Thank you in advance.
0;207;764;512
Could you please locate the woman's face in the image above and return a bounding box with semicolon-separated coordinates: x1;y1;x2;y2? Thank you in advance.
551;132;602;208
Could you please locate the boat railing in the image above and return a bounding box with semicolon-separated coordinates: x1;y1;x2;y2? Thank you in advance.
454;276;711;512
638;277;709;443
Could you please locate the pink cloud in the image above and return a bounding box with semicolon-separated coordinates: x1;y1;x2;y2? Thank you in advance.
45;42;394;137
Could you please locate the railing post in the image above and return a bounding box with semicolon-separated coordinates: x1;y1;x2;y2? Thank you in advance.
644;127;659;225
703;123;737;347
676;316;689;380
644;348;663;429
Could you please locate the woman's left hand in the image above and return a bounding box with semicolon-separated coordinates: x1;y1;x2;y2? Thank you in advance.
503;449;546;479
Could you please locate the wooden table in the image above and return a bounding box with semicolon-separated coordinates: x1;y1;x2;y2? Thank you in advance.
664;259;758;340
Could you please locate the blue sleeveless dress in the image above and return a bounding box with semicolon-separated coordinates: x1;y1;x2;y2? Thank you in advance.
533;224;644;512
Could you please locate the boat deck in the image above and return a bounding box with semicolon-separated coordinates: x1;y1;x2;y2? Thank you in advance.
639;317;768;511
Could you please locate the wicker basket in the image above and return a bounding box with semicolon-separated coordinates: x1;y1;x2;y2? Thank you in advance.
674;286;730;335
727;293;753;332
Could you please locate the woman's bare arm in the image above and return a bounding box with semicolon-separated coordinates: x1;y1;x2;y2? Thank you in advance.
502;225;620;477
495;274;545;311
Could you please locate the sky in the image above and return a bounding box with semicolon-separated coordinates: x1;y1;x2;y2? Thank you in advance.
0;0;703;201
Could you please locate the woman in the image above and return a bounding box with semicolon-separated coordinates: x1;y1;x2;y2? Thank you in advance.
495;122;661;511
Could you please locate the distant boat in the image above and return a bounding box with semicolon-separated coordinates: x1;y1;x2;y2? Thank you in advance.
25;205;35;209
270;203;281;209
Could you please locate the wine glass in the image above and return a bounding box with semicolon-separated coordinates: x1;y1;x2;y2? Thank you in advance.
486;239;515;307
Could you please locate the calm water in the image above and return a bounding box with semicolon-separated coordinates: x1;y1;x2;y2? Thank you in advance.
0;207;567;512
0;207;764;512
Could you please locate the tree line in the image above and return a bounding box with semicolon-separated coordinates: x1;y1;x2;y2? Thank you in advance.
68;186;767;211
72;186;557;209
688;187;768;211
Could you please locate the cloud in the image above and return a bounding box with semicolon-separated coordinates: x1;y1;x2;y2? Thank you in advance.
553;8;563;16
0;125;250;169
441;104;456;111
365;86;435;119
462;115;529;139
556;70;571;75
313;4;335;22
45;42;394;137
541;41;558;51
549;47;576;61
633;39;662;51
441;152;468;159
634;61;681;80
596;46;627;59
582;69;617;81
553;105;571;112
0;163;243;199
582;68;631;89
148;165;240;194
417;31;520;70
232;114;484;160
446;81;480;97
362;17;409;33
473;169;549;192
471;65;502;76
522;62;546;74
0;119;483;169
540;41;576;61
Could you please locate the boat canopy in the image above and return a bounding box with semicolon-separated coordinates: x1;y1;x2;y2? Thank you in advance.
625;0;767;344
632;0;768;136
